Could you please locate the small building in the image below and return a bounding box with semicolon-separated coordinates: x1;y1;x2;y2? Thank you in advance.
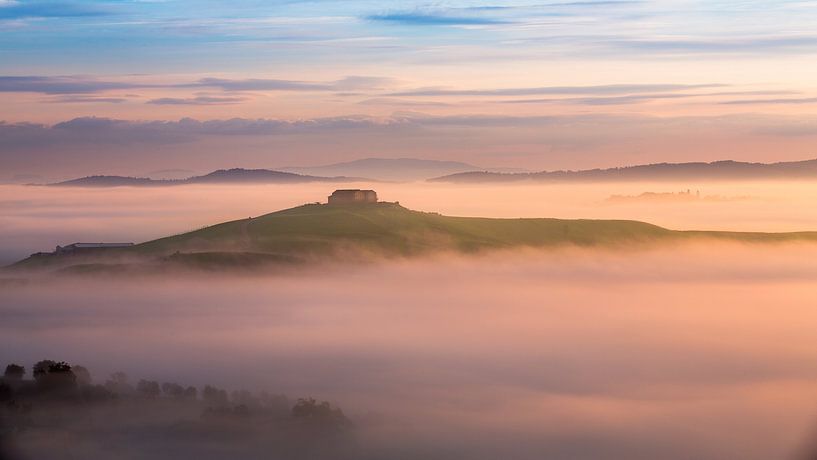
55;242;134;254
328;189;378;205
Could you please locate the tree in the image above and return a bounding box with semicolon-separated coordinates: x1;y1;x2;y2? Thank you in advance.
136;380;160;399
4;364;24;380
291;397;351;428
32;360;56;381
183;386;198;400
72;365;92;386
104;372;134;396
33;361;77;394
161;382;185;399
202;385;229;408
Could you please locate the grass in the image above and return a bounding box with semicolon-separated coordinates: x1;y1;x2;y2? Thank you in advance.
134;202;676;257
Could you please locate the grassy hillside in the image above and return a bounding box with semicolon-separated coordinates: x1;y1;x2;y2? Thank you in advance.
8;202;817;273
134;202;675;256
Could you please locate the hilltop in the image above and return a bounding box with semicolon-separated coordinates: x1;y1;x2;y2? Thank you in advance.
7;201;817;275
430;158;817;183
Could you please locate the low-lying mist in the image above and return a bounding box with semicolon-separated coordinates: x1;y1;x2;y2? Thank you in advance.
4;244;817;459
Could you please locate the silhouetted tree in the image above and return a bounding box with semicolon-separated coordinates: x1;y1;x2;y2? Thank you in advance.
104;372;134;396
32;360;56;381
161;382;185;399
259;391;289;412
136;380;160;399
231;389;260;408
0;382;11;402
291;398;351;429
183;386;198;400
202;385;229;408
72;365;92;386
4;364;25;381
32;361;77;395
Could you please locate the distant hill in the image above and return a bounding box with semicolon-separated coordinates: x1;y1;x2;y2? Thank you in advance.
429;159;817;183
8;202;817;274
280;158;526;182
53;175;169;187
49;168;367;187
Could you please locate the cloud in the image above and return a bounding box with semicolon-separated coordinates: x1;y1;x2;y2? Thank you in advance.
546;1;643;6
0;76;144;94
0;74;395;95
720;97;817;105
498;90;801;106
147;96;248;105
192;77;333;92
193;76;395;92
0;0;113;19
358;97;452;107
501;93;689;105
390;84;725;97
46;95;128;103
607;36;817;55
5;113;817;178
332;76;395;91
365;11;508;26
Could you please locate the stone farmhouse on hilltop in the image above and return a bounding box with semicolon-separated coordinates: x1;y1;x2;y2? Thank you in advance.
328;189;378;204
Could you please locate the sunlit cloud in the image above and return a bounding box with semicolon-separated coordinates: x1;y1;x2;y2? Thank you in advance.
146;95;248;105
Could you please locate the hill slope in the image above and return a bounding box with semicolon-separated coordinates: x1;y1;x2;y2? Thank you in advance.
9;202;817;273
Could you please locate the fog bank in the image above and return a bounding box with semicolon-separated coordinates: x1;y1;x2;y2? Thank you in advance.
4;246;817;459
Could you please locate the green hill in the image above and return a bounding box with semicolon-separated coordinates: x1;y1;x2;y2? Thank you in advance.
133;202;674;255
8;202;817;273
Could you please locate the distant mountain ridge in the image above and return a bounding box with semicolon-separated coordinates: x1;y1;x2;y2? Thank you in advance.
50;168;368;187
429;159;817;183
280;158;527;182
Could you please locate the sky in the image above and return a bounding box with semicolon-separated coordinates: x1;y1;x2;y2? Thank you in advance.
2;0;817;178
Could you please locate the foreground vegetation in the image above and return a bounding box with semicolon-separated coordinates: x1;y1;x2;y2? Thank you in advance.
0;360;353;460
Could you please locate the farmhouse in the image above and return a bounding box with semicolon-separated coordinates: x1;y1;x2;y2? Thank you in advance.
328;189;378;204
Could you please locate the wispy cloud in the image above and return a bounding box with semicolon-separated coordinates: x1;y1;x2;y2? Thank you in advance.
0;74;396;95
357;97;452;107
147;96;248;105
46;95;128;104
501;93;690;105
193;76;395;92
365;11;508;26
191;77;332;92
500;90;800;106
391;83;725;97
0;76;144;94
607;36;817;55
721;97;817;105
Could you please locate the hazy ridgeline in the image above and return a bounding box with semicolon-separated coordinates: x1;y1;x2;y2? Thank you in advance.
5;245;817;459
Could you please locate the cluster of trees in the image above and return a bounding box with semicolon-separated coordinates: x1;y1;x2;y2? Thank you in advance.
1;360;349;428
